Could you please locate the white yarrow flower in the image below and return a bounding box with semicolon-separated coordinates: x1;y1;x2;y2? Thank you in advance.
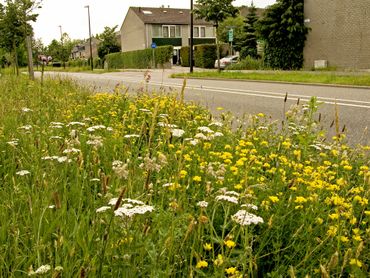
18;125;32;131
241;204;259;210
34;264;51;274
16;170;30;176
232;210;264;226
197;201;209;208
96;206;111;213
21;107;33;112
197;126;214;133
171;129;185;137
215;195;238;204
124;134;140;139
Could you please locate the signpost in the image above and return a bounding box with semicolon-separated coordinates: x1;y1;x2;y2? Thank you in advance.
151;42;157;68
228;29;234;55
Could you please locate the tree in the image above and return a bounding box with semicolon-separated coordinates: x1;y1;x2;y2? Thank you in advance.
259;0;308;69
0;0;40;75
194;0;238;72
46;34;75;65
218;15;244;52
239;3;259;59
97;25;121;60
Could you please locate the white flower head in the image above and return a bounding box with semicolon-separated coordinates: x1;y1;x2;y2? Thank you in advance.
21;107;33;113
18;125;32;131
157;122;178;128
194;133;208;140
232;210;264;226
215;195;238;204
7;140;19;147
213;132;224;137
241;204;258;210
57;156;68;163
197;201;209;208
96;206;111;213
124;134;140;139
209;121;223;127
171;129;185;137
87;125;106;132
67;121;85;127
16;170;30;176
114;205;154;218
63;148;80;154
123;198;145;205
34;264;51;274
197;126;214;133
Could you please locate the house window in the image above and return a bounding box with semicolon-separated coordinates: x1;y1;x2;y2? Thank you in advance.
162;25;181;38
193;26;206;38
152;25;162;37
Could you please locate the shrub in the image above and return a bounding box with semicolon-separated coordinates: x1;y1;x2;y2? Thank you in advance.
194;44;217;69
105;46;173;69
226;56;265;70
180;46;190;67
67;59;88;68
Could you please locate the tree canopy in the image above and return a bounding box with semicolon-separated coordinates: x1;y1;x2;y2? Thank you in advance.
97;25;121;59
259;0;308;69
239;4;259;59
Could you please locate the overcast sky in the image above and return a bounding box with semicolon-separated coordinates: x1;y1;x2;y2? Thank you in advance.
31;0;276;45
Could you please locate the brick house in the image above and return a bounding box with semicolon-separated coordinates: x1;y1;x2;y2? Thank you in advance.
304;0;370;69
120;6;216;64
71;38;101;60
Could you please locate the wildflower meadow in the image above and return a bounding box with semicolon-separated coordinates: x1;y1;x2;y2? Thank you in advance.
0;74;369;277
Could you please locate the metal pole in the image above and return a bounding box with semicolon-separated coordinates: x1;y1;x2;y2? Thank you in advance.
85;5;93;71
59;25;65;68
189;0;194;73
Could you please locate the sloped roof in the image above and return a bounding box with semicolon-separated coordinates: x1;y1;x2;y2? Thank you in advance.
130;7;213;25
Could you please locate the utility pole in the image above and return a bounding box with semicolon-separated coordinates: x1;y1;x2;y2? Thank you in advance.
26;35;34;80
189;0;194;73
85;5;93;71
58;25;65;68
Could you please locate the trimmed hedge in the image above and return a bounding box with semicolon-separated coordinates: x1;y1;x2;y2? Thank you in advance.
181;44;230;68
180;46;190;67
105;45;173;69
194;44;217;69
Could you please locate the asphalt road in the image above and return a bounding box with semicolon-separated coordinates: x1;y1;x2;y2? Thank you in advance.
38;69;370;145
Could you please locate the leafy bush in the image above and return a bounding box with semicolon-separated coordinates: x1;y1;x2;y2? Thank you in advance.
105;46;173;69
67;59;88;67
226;56;265;70
194;44;217;69
180;46;190;67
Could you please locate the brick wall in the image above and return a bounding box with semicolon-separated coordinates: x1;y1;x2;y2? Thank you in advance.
304;0;370;69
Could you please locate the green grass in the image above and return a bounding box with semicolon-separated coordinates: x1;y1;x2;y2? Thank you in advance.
0;73;369;277
172;71;370;87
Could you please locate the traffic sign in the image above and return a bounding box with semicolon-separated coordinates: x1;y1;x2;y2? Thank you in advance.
228;29;234;42
151;42;157;49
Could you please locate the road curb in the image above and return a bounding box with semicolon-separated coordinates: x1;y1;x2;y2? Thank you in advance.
172;76;370;90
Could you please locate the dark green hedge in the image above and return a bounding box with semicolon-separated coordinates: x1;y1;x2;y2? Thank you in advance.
105;46;173;69
194;44;217;69
180;46;190;67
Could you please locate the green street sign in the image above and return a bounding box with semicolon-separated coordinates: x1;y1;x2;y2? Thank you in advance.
228;29;234;42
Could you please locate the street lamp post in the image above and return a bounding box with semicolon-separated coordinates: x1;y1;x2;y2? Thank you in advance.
58;25;65;68
84;5;93;71
190;0;194;73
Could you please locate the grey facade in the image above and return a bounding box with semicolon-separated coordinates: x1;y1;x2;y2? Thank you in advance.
304;0;370;69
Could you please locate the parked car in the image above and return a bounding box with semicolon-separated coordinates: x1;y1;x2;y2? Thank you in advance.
214;55;239;69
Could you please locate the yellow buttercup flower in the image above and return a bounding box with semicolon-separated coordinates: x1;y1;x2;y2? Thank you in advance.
269;196;279;203
224;240;236;248
350;259;362;268
225;267;238;275
196;260;208;269
203;243;212;251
